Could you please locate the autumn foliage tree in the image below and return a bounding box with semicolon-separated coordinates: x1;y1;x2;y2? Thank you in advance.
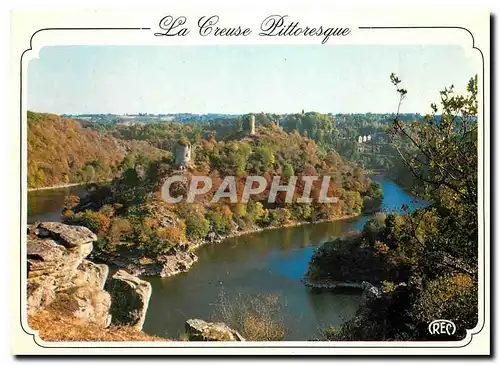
316;75;479;341
27;112;169;188
390;73;478;264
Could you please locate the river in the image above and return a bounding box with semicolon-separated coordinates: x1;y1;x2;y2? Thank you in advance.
27;185;90;224
27;177;426;340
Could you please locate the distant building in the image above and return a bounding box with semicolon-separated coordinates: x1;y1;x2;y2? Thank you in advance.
249;114;256;136
116;120;144;126
357;136;363;143
175;140;191;168
367;135;372;141
362;136;367;142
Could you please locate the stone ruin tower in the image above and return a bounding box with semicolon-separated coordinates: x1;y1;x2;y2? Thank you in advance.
175;138;191;169
249;114;256;136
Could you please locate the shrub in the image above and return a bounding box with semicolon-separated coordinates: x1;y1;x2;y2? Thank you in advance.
206;205;233;235
108;218;132;244
412;274;477;338
282;163;294;178
245;200;267;226
231;203;247;219
268;208;292;226
64;195;80;209
289;203;313;222
374;240;389;254
64;209;111;236
362;214;387;245
185;213;210;241
159;226;187;244
247;146;275;174
212;291;285;341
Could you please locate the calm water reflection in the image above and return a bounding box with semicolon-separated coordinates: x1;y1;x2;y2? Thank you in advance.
27;186;89;224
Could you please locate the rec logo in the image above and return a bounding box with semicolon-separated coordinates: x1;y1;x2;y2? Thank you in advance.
428;320;457;336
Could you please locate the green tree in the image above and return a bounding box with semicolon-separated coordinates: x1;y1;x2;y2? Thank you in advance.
121;155;135;170
282;163;294;178
247;146;275;174
246;200;267;226
390;73;478;262
185;212;211;240
81;164;95;182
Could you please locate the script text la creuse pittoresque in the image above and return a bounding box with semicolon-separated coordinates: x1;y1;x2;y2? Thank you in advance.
154;15;351;44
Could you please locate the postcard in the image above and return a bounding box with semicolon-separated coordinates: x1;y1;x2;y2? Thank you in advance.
10;5;490;356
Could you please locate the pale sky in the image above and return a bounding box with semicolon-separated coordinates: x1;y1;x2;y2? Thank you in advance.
27;45;480;115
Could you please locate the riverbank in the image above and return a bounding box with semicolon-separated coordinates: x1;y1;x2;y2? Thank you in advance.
28;180;110;192
207;213;357;245
300;278;364;292
95;213;360;279
365;170;422;197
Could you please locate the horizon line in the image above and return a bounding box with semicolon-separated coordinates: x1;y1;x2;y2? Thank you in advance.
28;109;427;116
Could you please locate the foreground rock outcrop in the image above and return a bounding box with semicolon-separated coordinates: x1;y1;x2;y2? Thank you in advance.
185;319;245;341
105;270;152;330
27;222;151;333
27;222;112;327
360;281;381;301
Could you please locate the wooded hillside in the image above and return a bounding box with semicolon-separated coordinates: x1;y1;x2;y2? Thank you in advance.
27;111;170;188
